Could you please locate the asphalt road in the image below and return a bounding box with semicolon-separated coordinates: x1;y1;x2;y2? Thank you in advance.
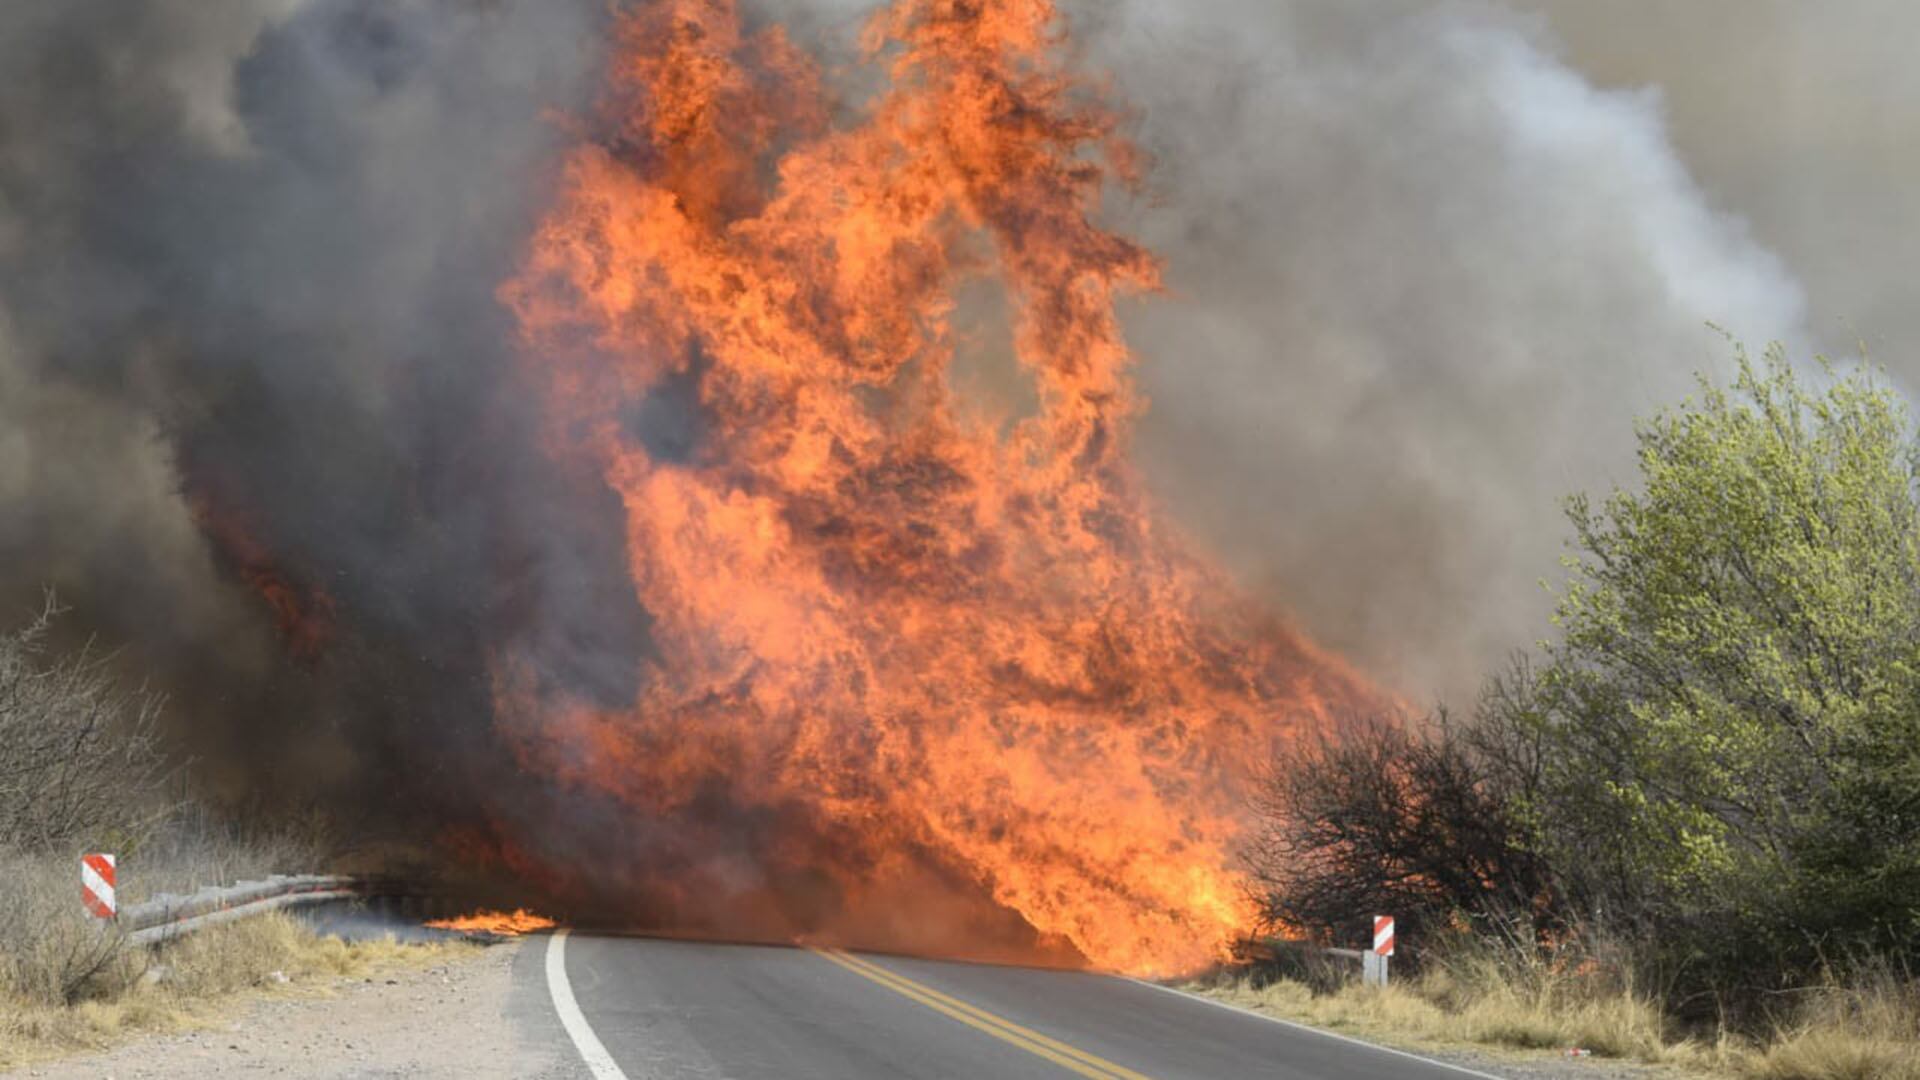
527;931;1500;1080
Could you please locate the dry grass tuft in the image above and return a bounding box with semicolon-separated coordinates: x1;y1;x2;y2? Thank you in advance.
1198;971;1685;1064
1198;929;1687;1064
1737;970;1920;1080
1416;935;1679;1061
1193;945;1920;1079
1744;1029;1920;1080
0;910;475;1070
0;849;133;1006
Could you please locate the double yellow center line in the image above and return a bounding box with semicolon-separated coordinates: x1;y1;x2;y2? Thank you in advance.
810;947;1154;1080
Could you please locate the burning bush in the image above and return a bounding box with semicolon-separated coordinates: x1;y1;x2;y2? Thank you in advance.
1243;699;1557;959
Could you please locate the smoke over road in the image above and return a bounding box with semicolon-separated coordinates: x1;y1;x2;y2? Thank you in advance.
0;0;1843;964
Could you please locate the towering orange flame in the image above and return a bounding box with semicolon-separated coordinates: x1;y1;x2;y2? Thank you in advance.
498;0;1375;975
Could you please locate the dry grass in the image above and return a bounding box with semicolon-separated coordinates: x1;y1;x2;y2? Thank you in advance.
117;805;328;903
0;589;455;1069
1190;947;1920;1080
0;820;326;1007
1736;971;1920;1080
1195;969;1688;1065
1;825;467;1071
0;848;133;1006
0;909;476;1070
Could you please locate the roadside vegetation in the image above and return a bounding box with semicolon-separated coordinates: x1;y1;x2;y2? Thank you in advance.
0;594;463;1066
1238;345;1920;1078
0;911;470;1070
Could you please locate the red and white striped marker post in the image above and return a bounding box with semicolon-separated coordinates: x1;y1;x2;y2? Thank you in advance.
1373;915;1395;958
81;853;116;920
1363;914;1394;986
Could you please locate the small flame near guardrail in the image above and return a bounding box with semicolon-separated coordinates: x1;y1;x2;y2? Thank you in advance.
424;909;556;935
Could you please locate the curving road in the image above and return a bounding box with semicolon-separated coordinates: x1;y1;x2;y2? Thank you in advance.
516;931;1502;1080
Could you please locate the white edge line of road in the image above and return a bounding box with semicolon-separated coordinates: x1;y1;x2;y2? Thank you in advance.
1126;978;1512;1080
546;928;633;1080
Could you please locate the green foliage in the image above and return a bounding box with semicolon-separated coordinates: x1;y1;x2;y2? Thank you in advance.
1247;345;1918;1011
1522;345;1920;979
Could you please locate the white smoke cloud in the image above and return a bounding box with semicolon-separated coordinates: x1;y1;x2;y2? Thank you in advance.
1075;2;1809;701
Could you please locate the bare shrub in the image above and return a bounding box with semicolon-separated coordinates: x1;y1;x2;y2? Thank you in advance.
0;595;322;1012
0;850;139;1005
0;594;169;852
121;806;327;903
1243;705;1557;959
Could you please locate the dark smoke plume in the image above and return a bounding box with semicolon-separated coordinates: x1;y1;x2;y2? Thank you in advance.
0;0;636;852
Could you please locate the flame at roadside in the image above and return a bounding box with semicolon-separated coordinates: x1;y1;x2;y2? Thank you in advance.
426;909;559;936
496;0;1377;976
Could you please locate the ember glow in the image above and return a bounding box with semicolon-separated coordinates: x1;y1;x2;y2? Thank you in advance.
187;495;337;664
425;909;558;936
496;0;1376;975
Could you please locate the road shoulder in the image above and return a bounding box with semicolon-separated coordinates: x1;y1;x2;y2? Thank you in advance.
5;938;571;1079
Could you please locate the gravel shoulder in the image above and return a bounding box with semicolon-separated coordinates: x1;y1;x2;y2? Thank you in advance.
5;938;573;1080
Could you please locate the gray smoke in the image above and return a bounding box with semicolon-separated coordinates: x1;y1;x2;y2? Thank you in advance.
1076;2;1813;702
0;0;636;824
776;0;1825;702
1522;0;1920;363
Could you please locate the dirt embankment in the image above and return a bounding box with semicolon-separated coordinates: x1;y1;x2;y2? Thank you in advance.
5;937;568;1079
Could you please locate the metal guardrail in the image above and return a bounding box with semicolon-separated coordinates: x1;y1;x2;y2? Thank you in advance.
121;874;367;947
1237;936;1394;987
1238;937;1365;962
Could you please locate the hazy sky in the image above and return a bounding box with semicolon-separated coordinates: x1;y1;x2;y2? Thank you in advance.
1526;1;1920;365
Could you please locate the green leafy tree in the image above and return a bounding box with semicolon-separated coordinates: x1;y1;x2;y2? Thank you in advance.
1527;345;1920;972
